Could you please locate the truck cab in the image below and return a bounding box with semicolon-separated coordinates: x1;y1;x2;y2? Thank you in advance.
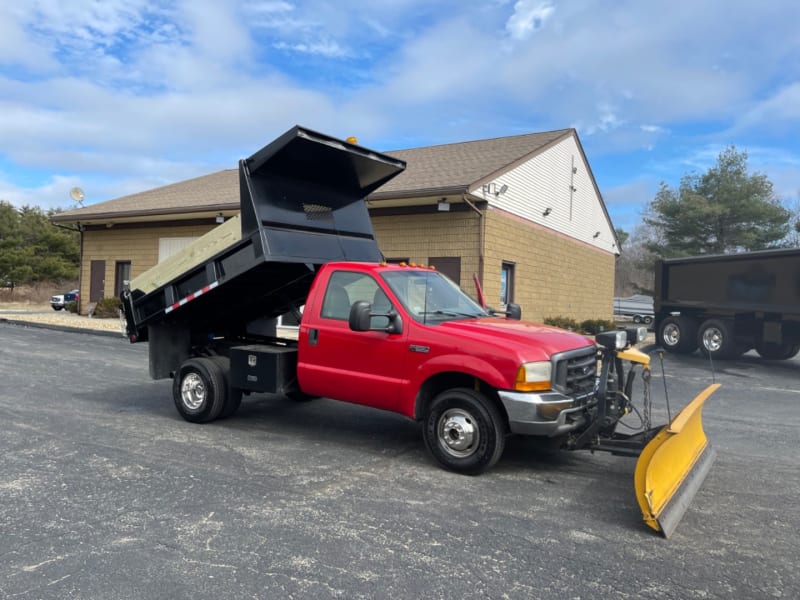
296;261;597;471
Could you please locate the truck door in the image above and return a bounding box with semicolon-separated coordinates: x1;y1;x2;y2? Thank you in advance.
298;270;408;411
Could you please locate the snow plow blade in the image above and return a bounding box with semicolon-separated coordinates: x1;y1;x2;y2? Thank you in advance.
634;383;720;538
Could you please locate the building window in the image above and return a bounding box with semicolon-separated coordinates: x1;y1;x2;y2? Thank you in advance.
500;262;515;306
114;261;132;297
428;257;461;286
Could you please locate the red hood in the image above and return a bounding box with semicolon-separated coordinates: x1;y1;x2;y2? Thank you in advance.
436;317;595;362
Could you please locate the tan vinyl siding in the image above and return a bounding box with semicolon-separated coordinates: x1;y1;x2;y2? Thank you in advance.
79;223;216;313
483;208;615;322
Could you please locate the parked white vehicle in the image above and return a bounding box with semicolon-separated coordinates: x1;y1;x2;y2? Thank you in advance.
51;289;79;310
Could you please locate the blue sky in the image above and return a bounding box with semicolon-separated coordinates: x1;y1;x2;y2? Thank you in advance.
1;0;799;232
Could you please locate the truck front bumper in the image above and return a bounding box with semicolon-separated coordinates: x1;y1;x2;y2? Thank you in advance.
497;390;586;437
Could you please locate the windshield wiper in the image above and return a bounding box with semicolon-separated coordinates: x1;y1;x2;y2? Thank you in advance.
420;310;483;319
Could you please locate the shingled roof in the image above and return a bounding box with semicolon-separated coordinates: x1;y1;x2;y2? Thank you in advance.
377;129;572;198
52;128;575;223
52;169;239;222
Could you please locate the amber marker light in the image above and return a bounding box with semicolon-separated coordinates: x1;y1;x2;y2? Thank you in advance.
514;362;552;392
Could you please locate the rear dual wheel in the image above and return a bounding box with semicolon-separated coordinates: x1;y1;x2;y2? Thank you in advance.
697;319;750;360
209;356;242;418
173;356;241;423
658;316;698;354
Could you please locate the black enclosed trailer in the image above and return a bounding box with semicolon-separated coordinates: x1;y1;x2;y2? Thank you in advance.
654;248;800;359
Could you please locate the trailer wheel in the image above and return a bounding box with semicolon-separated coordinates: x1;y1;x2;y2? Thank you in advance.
642;315;654;325
658;316;698;354
697;319;739;360
423;388;506;475
173;357;226;423
208;356;242;419
755;342;800;360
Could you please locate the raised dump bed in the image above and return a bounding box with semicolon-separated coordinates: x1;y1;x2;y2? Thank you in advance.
121;126;406;343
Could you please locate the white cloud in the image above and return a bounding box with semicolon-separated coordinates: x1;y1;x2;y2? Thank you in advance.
601;178;656;232
0;0;799;216
730;83;800;135
273;40;348;58
506;1;555;40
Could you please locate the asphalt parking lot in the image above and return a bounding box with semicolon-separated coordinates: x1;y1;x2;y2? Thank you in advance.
1;322;798;599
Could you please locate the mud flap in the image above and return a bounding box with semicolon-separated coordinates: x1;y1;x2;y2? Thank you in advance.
634;383;720;537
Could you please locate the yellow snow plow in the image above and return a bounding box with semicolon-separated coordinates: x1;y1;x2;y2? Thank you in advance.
634;383;719;537
566;328;719;538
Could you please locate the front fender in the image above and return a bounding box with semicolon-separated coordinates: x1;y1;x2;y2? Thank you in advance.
402;353;509;418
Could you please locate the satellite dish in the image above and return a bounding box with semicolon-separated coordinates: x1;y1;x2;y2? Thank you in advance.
70;187;85;206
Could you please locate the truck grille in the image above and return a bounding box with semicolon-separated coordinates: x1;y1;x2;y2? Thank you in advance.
552;346;597;398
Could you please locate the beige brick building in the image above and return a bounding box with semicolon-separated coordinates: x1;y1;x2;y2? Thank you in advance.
52;127;618;322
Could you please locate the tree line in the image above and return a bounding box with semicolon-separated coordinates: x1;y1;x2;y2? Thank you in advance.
0;200;79;288
615;147;800;296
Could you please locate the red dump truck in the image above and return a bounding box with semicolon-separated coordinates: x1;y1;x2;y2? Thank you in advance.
121;126;719;536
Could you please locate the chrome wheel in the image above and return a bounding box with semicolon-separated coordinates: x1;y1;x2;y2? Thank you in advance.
701;326;724;353
180;372;206;410
662;322;681;347
437;408;479;458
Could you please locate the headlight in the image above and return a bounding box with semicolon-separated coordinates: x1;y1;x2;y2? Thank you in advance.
514;361;552;392
596;330;627;350
625;326;648;344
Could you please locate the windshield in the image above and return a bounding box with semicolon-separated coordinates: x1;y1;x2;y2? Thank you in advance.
382;270;489;323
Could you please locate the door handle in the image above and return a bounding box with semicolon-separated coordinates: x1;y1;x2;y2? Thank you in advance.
309;328;319;346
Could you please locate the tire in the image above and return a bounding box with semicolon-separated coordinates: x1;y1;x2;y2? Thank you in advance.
755;342;800;360
633;315;642;324
52;306;62;311
642;315;654;325
173;357;226;423
423;388;506;475
658;316;698;354
208;356;242;418
697;319;739;360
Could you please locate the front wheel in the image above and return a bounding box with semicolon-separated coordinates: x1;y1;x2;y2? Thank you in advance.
423;388;506;475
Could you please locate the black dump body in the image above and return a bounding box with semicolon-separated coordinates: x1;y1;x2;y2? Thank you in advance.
654;248;800;317
121;126;406;343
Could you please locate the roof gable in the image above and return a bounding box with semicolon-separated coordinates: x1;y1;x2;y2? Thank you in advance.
374;129;572;198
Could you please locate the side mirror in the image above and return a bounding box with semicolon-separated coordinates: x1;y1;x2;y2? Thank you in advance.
506;303;522;320
349;301;403;334
349;301;372;331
